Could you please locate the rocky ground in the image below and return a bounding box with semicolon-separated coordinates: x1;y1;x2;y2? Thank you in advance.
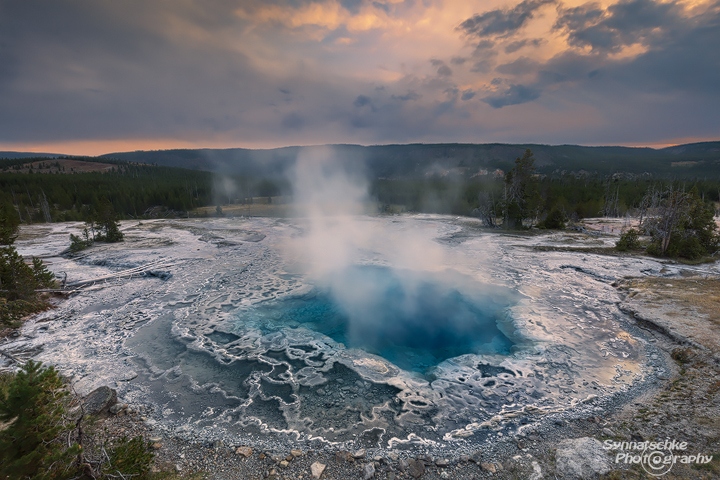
78;270;720;480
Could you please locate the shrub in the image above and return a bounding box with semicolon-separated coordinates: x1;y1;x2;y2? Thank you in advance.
540;208;566;229
69;228;93;253
104;436;155;480
616;228;641;251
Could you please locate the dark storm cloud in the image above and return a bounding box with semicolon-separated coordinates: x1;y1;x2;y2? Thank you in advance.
458;0;555;39
554;0;680;53
483;84;541;108
0;1;275;142
485;0;720;123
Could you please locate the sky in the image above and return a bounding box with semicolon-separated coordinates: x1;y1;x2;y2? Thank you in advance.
0;0;718;155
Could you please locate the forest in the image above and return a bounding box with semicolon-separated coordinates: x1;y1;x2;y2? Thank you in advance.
0;158;216;223
1;153;719;230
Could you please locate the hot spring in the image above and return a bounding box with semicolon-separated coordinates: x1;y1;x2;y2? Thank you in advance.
232;265;518;374
12;215;654;451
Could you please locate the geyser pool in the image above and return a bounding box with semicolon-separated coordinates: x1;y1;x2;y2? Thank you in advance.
233;265;518;373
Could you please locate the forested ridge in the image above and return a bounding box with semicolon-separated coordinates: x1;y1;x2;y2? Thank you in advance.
1;153;719;233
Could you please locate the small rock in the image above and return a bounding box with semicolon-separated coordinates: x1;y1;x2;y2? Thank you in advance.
259;453;266;460
387;473;396;480
151;442;162;450
109;403;127;415
435;458;449;467
352;449;366;459
407;459;425;479
279;460;289;468
398;459;409;472
310;462;326;479
236;446;253;458
148;437;162;443
290;449;303;458
285;455;293;462
481;462;497;474
602;427;616;437
387;452;399;461
363;463;376;479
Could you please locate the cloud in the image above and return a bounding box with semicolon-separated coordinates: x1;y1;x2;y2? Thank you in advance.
496;56;540;75
437;64;453;77
554;0;680;53
354;94;374;108
458;0;555;39
0;0;718;151
460;89;476;100
504;38;544;53
483;84;541;108
391;91;421;101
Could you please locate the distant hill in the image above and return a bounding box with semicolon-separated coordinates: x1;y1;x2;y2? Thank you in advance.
99;142;720;179
0;151;60;159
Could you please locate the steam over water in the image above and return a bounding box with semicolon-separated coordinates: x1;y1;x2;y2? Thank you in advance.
233;265;517;374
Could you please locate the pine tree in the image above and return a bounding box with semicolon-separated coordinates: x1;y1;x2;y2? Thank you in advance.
0;361;79;480
503;149;541;228
0;206;55;326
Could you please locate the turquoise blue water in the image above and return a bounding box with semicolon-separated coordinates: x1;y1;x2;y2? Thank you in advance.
234;266;517;374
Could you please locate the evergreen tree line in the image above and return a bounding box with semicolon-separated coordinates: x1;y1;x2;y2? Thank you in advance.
0;163;215;223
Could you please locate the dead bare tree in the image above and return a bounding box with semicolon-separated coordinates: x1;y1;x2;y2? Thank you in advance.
475;191;498;227
640;185;691;256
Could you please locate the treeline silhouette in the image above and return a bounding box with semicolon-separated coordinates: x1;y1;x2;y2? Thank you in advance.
2;155;719;225
374;175;720;219
0;159;215;223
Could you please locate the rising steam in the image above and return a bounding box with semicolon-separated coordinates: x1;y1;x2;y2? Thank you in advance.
284;147;515;368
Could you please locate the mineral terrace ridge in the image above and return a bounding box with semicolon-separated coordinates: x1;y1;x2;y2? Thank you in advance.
3;215;720;479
